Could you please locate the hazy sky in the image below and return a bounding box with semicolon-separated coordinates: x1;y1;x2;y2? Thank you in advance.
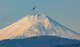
0;0;80;33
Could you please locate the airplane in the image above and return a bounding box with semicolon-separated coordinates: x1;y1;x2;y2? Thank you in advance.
32;6;36;11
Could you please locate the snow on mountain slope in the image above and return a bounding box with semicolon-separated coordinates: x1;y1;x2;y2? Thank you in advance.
0;14;80;40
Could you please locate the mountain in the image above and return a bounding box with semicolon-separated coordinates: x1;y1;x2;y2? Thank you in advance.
0;14;80;40
0;36;80;47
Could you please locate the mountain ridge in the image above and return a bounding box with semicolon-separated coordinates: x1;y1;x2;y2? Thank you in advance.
0;36;80;47
0;14;80;40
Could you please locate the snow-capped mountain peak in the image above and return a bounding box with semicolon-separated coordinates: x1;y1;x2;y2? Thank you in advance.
0;14;80;40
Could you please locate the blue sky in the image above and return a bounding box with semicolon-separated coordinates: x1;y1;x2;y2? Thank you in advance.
0;0;80;33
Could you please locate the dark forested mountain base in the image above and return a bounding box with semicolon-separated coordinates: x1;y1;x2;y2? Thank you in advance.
0;36;80;47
